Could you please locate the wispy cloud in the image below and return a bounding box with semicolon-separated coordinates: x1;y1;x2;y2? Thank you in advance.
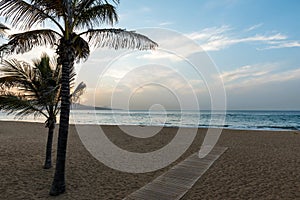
221;63;300;90
202;33;286;51
136;51;182;62
159;21;174;26
186;25;232;41
187;25;299;51
260;41;300;50
221;64;273;83
244;23;263;32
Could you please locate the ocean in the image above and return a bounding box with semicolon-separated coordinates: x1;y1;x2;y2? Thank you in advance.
0;110;299;131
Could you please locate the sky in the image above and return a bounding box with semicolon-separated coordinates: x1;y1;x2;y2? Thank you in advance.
2;0;300;110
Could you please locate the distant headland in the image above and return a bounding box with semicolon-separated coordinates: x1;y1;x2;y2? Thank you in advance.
71;103;116;110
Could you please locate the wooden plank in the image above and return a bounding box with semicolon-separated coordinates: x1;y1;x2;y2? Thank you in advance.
124;146;228;200
155;176;195;188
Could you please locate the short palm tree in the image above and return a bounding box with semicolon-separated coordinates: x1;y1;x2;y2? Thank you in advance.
0;0;157;195
0;54;86;169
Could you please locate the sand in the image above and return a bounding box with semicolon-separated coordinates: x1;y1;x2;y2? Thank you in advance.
0;121;299;199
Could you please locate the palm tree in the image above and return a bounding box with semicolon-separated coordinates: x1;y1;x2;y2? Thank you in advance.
0;54;86;169
0;0;157;195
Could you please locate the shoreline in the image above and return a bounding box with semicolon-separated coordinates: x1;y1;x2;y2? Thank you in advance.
0;119;299;132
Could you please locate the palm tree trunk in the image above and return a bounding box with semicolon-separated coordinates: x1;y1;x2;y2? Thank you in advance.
50;39;75;196
44;117;55;169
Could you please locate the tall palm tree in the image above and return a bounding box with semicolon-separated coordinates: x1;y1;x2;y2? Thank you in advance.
0;54;86;169
0;0;157;195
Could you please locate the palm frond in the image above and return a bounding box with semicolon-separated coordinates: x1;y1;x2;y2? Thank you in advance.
75;0;119;13
31;0;65;17
74;3;118;29
0;43;10;52
0;22;9;30
0;93;46;118
5;29;61;54
0;22;9;36
71;34;90;61
80;29;158;50
32;53;56;78
76;0;101;11
0;59;37;91
31;54;62;106
71;81;86;103
0;0;57;30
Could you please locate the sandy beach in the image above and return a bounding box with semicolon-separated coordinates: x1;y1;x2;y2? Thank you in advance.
0;121;299;199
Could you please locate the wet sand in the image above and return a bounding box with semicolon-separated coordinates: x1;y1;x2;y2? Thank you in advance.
0;121;299;199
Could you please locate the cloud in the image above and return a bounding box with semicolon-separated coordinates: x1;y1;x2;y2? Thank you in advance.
186;25;232;41
221;64;273;82
221;63;300;90
244;23;263;32
246;67;300;85
159;22;174;26
223;65;300;110
186;25;299;51
83;64;206;109
260;41;300;50
203;33;287;51
136;51;182;62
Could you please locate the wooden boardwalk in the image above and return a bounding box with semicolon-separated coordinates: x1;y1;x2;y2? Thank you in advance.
124;146;228;200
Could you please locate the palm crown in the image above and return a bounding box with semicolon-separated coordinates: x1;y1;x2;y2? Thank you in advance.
0;55;61;118
0;0;157;59
0;54;83;119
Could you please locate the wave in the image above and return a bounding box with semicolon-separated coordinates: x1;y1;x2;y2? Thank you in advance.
197;124;299;131
254;125;299;131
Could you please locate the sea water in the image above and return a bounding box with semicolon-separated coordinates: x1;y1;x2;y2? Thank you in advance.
0;110;299;131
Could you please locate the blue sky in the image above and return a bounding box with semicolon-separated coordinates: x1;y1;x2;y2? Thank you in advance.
2;0;300;110
95;0;299;110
